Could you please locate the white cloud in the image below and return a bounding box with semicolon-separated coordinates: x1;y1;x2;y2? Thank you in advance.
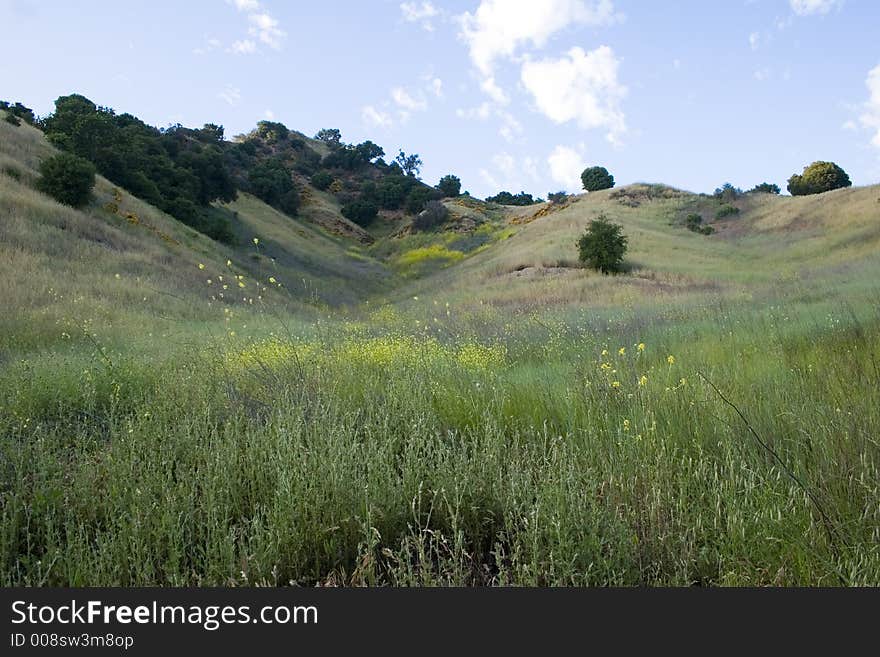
749;31;760;50
547;145;586;192
362;105;393;128
480;76;509;105
479;152;540;192
458;0;621;75
392;87;428;113
230;0;260;10
224;1;286;52
789;0;842;16
429;77;443;98
230;39;256;55
520;45;627;144
248;12;285;49
400;2;440;31
498;111;523;142
264;109;275;119
754;67;771;81
456;102;492;120
860;63;880;150
218;85;242;106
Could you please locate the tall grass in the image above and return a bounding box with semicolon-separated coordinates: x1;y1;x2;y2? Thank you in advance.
2;297;878;586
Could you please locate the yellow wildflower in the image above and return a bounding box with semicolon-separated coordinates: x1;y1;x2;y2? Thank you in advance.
667;355;675;365
637;343;645;352
639;375;648;386
623;419;630;432
611;381;621;388
253;237;259;245
268;276;277;284
618;347;626;356
198;263;205;270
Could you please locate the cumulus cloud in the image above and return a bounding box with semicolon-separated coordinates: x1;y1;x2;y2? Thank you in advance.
521;45;627;144
789;0;842;16
860;63;880;150
362;105;393;128
547;145;586;192
458;0;621;75
456;102;492;121
400;2;441;31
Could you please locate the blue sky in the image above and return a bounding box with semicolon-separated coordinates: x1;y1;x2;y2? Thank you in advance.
1;0;878;197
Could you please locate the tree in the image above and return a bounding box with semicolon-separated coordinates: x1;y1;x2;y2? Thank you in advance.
749;182;780;194
315;128;342;147
405;185;437;214
437;174;461;197
581;166;615;192
485;190;537;206
341;199;378;227
395;150;423;178
248;158;294;208
713;183;742;202
548;191;568;204
787;161;852;196
576;214;628;273
36;152;96;207
310;171;333;191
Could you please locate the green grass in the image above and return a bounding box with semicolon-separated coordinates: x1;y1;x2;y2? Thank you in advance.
2;118;879;586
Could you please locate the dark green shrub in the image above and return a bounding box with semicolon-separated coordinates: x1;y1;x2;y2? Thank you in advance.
576;214;628;273
437;174;461;197
247;158;293;207
36;152;96;207
581;166;615;192
749;182;780;194
412;200;448;231
405;186;439;214
341;199;378;227
548;191;568;204
310;171;333;191
713;183;741;203
715;205;740;219
279;189;300;216
787;161;852;196
485;190;538;206
4;112;21;126
3;165;21;181
685;213;714;235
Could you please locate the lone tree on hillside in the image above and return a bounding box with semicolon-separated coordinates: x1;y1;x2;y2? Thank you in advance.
36;152;96;207
787;161;851;196
577;214;628;274
437;174;461;197
395;150;423;178
749;182;781;194
581;166;615;192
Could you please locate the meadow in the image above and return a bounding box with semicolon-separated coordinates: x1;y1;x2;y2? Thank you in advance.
2;115;879;586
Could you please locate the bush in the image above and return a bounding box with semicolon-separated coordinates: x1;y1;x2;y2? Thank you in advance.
36;152;96;207
787;161;852;196
412;200;449;231
310;171;333;191
279;189;300;216
715;205;740;220
548;191;568;204
341;199;378;227
4;112;21;126
713;183;742;203
405;186;439;215
437;174;461;198
485;190;538;206
581;166;615;192
576;214;628;273
749;182;780;194
685;213;714;235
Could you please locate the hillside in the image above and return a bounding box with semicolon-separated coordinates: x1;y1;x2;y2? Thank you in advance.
2;103;879;587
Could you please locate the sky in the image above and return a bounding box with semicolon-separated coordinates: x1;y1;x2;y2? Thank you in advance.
1;0;879;198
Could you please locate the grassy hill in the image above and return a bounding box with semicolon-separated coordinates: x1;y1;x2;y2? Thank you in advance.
2;107;879;587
